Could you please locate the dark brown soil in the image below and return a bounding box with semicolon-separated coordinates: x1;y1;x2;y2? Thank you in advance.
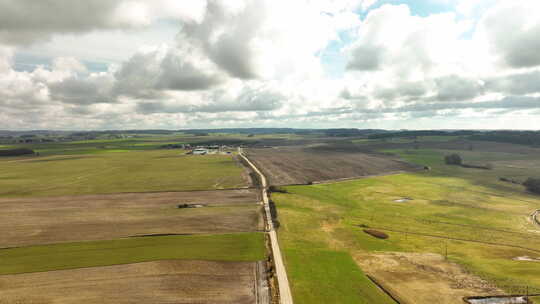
246;146;416;185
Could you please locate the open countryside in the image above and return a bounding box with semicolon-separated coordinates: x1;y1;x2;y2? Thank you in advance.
1;129;540;304
2;1;540;303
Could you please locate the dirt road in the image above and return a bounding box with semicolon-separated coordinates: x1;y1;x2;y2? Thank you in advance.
533;210;540;228
239;149;294;304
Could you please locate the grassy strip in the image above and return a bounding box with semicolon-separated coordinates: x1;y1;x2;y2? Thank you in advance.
284;249;396;304
0;233;266;275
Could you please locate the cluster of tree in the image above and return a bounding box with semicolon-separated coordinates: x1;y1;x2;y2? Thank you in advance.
368;130;476;139
181;128;388;137
444;153;492;169
268;185;288;193
469;131;540;146
324;129;387;137
193;139;255;146
160;144;184;149
524;178;540;195
269;200;280;229
0;148;35;157
444;154;463;165
499;177;521;185
187;132;210;136
182;128;312;135
71;130;175;137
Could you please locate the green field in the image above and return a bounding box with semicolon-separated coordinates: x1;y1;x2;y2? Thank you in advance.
0;150;247;197
0;233;266;275
284;249;395;304
273;148;540;302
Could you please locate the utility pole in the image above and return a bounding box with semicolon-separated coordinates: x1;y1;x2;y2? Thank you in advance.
444;241;448;260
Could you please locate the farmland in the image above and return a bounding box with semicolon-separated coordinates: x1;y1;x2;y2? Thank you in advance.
271;142;540;303
246;146;416;185
0;150;248;197
4;130;540;303
0;189;261;247
0;260;261;304
0;233;265;275
0;135;270;303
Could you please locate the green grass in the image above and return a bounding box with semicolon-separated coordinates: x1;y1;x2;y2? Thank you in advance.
0;150;247;197
0;233;266;275
284;249;395;304
273;149;540;300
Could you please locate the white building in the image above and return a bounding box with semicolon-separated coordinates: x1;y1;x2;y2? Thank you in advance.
192;148;208;155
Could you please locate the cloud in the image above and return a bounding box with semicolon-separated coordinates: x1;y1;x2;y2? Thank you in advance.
111;45;225;98
0;0;207;45
137;83;284;114
480;1;540;68
434;75;484;101
155;50;224;91
347;44;384;71
485;70;540;95
177;0;358;80
49;73;114;105
1;0;540;130
0;0;127;45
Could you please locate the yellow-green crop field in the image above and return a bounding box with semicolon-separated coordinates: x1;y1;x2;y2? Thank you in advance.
0;149;247;197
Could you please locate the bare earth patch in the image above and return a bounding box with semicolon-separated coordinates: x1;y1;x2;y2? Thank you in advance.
0;260;258;304
0;189;263;247
246;146;415;185
355;252;502;304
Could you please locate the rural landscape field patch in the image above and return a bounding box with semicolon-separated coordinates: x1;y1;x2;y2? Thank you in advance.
247;146;415;185
0;260;260;304
272;147;540;303
0;150;248;197
0;189;261;247
0;233;266;275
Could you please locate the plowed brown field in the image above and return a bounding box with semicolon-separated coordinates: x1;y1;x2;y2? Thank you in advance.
0;189;263;248
246;146;416;185
0;260;259;304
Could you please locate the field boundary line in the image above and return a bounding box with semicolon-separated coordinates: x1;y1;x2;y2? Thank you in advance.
359;225;540;254
366;275;402;304
239;149;294;304
0;187;258;202
370;213;540;239
311;171;412;185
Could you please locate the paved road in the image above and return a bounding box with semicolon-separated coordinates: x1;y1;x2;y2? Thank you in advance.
239;150;294;304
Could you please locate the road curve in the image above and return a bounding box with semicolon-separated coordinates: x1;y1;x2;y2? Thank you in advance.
239;149;294;304
532;210;540;228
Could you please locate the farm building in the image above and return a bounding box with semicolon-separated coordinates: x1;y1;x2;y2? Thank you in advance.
192;148;208;155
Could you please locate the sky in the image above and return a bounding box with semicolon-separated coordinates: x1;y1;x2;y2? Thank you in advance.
0;0;539;130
